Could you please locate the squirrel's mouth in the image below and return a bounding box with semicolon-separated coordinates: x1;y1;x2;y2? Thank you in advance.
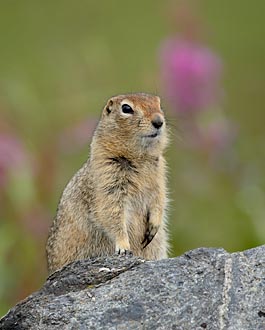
144;131;161;138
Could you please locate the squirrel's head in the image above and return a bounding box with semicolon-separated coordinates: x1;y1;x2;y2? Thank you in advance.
95;93;168;157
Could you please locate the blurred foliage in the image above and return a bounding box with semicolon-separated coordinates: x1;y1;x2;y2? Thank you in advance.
0;0;265;316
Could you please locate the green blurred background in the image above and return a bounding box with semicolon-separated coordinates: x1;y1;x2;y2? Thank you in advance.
0;0;265;316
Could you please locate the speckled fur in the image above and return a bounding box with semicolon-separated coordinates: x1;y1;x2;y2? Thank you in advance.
46;93;169;274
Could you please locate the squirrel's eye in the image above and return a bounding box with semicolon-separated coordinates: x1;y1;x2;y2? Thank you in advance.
121;104;134;114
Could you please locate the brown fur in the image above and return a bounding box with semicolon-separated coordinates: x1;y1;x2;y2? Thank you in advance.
46;93;169;274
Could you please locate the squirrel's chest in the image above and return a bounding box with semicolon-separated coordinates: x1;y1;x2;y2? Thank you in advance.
106;156;159;194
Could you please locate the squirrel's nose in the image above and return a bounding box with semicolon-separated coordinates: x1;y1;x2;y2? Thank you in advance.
151;115;164;129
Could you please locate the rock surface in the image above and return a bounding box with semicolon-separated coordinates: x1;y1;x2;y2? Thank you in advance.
1;246;265;330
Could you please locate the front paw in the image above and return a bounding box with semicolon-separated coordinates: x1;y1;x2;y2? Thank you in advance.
115;240;131;256
142;224;159;249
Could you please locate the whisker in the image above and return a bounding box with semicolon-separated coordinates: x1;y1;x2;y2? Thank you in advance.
168;127;183;143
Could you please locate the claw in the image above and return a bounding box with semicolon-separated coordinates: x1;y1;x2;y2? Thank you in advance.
142;224;158;249
115;248;133;256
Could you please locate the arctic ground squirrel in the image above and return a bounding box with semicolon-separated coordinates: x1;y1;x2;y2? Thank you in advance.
46;93;169;274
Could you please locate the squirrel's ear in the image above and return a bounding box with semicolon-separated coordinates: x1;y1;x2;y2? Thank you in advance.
104;99;113;115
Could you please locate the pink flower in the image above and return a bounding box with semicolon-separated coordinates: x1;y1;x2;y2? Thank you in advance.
160;39;222;113
196;117;237;156
58;117;98;154
22;205;51;238
0;133;27;188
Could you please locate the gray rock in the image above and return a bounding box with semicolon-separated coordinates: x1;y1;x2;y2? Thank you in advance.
1;246;265;330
